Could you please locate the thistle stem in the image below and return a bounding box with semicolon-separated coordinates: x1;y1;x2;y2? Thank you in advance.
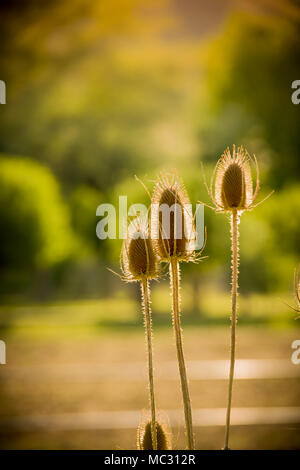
170;257;195;450
224;209;240;450
141;278;157;450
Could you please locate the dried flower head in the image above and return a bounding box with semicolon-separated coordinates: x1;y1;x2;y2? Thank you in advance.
137;419;170;450
151;173;196;262
204;146;267;213
121;218;160;282
202;146;273;450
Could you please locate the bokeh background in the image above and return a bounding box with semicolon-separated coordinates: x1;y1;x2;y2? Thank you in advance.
0;0;300;449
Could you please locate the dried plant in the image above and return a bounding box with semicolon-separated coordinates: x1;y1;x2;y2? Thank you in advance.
151;174;196;262
137;417;171;450
202;146;273;449
150;173;205;450
120;217;160;449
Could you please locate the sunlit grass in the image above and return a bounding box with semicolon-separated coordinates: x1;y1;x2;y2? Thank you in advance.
0;297;137;338
0;290;297;340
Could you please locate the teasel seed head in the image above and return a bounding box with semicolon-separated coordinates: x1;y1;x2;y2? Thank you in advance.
203;145;272;214
215;146;254;212
151;173;196;262
121;218;160;282
137;419;171;450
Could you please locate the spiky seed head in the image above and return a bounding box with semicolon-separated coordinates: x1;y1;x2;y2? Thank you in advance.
151;174;196;261
137;420;170;450
213;146;255;212
121;221;159;282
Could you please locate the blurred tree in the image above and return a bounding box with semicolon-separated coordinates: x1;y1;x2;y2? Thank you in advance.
176;167;230;315
263;185;300;257
0;156;76;298
0;0;187;191
199;12;300;186
237;184;300;293
182;166;300;295
70;185;103;253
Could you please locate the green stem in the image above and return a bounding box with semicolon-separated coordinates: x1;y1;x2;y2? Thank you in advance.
141;278;157;450
224;209;239;450
170;257;195;450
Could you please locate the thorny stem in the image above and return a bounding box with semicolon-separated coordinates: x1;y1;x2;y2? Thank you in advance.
224;209;240;450
170;257;195;450
141;278;157;450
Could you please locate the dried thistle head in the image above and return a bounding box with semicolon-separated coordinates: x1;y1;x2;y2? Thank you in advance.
137;420;171;450
205;146;264;214
151;173;196;262
121;218;160;282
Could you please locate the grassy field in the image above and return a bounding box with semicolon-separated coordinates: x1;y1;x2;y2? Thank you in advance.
0;294;300;450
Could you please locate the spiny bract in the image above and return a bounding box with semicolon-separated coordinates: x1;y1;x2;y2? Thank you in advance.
151;173;196;261
207;145;261;213
137;420;170;450
121;223;159;281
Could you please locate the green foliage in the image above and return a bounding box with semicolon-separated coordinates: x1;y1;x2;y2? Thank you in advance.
70;185;103;253
0;155;76;271
200;13;300;186
0;5;299;301
181;167;300;294
262;185;300;256
238;185;300;293
0;0;191;191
